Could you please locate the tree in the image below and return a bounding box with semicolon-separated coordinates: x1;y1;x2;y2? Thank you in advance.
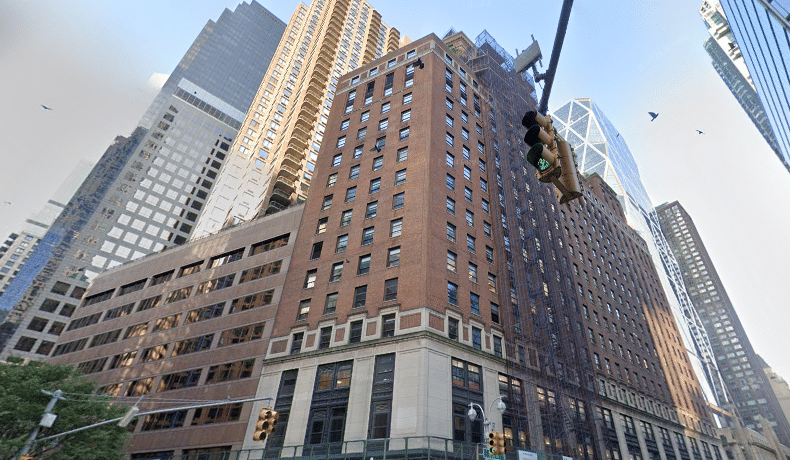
0;361;128;460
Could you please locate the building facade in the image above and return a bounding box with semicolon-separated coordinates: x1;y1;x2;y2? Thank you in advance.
237;33;725;460
194;0;405;237
0;1;286;362
656;201;790;445
550;98;729;412
704;0;790;173
48;206;303;457
698;0;783;166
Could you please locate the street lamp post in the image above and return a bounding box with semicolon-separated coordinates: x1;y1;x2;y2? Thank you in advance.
467;395;508;432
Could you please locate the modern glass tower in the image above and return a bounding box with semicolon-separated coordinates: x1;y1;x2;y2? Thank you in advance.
0;1;286;361
657;200;790;444
705;0;790;173
551;98;729;410
699;0;785;170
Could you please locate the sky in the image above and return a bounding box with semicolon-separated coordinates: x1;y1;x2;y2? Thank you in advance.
1;0;789;385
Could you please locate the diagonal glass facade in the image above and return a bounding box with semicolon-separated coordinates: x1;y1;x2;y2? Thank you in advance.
552;98;730;409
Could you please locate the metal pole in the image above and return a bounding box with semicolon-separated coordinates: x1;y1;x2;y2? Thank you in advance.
537;0;574;115
15;389;62;459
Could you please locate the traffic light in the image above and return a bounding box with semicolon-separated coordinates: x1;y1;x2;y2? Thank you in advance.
522;110;560;183
488;430;507;455
522;110;583;205
252;407;279;442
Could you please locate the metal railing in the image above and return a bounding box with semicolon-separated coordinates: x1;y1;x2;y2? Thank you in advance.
143;437;579;460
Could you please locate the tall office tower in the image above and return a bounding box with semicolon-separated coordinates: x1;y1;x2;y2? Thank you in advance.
0;1;286;361
699;1;784;168
0;160;92;301
48;207;303;457
551;99;730;412
656;201;790;444
700;0;790;173
194;0;404;237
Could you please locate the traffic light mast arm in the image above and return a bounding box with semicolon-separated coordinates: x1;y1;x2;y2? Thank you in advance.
33;396;273;443
537;0;574;115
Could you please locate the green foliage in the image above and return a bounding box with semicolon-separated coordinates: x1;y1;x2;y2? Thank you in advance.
0;361;128;460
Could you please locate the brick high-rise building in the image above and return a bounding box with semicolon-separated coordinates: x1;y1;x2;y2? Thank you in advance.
195;0;406;237
657;201;790;445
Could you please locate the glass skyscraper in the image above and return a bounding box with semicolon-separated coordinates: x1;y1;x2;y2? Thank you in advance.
0;1;286;361
552;98;729;410
710;0;790;173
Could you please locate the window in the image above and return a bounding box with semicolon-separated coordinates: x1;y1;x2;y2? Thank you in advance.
337;136;346;148
493;336;502;357
369;178;381;194
488;273;497;293
381;101;390;113
478;141;485;154
472;327;482;350
332;153;342;167
447;251;457;272
446;197;456;215
446;174;455;191
361;110;370;122
387;247;400;267
366;201;378;219
354;285;367;308
373;156;384;170
491;303;500;324
448;318;459;340
484;221;492;238
403;93;412;105
480;178;487;192
390;219;402;237
481;199;489;213
382;313;396;336
446;152;455;168
401;110;411;122
399;127;409;140
336;234;348;253
340;209;353;227
349;320;363;343
463;166;472;181
462;145;470;160
362;227;375;245
392;192;405;210
311;242;323;260
379;118;388;131
397;147;408;162
349;164;360;179
340;119;350;130
345;186;356;202
384;279;398;301
462;127;469;141
297;300;310;321
466;209;474;227
468;262;478;283
394;169;406;185
357;127;367;140
467;234;476;253
461;111;468;123
358;254;371;275
321;195;333;210
446;97;453;111
470;292;480;315
327;173;337;187
384;71;394;95
330;262;344;282
447;222;457;243
354;144;363;159
465;187;473;202
446;132;454;146
478;159;486;172
447;282;458;305
304;269;317;289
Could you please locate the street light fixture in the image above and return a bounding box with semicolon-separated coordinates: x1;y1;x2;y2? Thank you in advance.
467;395;507;431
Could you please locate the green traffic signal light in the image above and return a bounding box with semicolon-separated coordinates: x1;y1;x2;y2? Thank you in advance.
527;143;553;172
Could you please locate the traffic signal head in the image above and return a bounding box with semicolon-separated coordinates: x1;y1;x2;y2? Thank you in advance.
252;407;279;442
522;110;560;182
552;140;582;205
488;430;507;455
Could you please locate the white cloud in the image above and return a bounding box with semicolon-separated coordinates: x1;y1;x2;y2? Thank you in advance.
146;72;169;90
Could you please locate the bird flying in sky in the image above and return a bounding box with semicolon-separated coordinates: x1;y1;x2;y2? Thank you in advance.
648;112;658;121
696;130;704;135
41;104;52;110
